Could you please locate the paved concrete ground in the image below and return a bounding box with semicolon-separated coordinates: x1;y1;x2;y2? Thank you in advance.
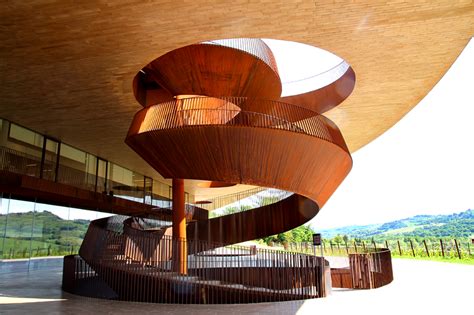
0;258;472;315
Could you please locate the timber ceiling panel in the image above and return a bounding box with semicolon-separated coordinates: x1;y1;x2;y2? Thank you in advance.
1;1;473;196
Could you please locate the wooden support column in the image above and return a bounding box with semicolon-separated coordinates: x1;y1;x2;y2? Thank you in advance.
172;178;187;274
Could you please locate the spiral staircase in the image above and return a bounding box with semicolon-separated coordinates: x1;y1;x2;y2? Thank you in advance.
64;38;355;303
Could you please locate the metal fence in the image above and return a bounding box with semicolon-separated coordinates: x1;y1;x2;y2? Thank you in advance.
282;242;394;289
63;215;327;304
284;238;472;259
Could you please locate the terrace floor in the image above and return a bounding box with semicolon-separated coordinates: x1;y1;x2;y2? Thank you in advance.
0;258;472;314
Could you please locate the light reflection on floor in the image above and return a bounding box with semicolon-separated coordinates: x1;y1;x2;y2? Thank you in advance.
0;258;472;314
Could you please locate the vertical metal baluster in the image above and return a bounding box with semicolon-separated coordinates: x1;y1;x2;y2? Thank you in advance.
137;236;141;302
267;249;271;302
177;238;180;304
152;236;156;303
286;249;290;299
127;235;132;301
131;234;136;302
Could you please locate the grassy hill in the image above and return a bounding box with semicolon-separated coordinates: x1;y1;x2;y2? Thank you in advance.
0;210;90;258
318;209;473;241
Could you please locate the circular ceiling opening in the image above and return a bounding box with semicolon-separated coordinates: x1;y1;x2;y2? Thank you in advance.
262;38;349;97
133;37;354;114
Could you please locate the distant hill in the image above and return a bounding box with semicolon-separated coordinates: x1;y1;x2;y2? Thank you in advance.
0;210;90;246
318;209;474;240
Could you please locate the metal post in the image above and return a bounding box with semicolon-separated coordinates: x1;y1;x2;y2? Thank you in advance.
172;178;187;274
410;240;415;257
54;142;61;182
454;239;461;259
39;137;47;179
423;239;430;257
94;157;99;193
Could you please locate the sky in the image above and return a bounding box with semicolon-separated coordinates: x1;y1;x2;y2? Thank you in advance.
195;38;474;228
263;38;347;97
310;38;474;230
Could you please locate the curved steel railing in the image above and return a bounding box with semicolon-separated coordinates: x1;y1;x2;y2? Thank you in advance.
204;38;280;77
70;214;327;303
72;37;356;304
128;97;350;153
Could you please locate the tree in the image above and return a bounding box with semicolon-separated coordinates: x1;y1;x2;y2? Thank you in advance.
343;235;349;244
259;225;313;245
333;235;343;244
209;204;253;218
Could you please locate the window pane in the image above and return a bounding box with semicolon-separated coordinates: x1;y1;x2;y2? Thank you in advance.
2;199;35;259
152;180;171;208
61;144;86;162
9;124;43;148
108;163;145;202
57;144;97;191
0;123;42;177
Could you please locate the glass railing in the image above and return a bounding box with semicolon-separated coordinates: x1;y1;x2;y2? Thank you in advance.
0;117;175;204
0;194;115;265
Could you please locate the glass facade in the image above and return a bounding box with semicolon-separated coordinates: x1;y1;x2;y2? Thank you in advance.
0;118;175;204
0;117;201;273
1;121;43;177
57;143;97;191
0;117;189;273
0;192;114;273
108;163;146;202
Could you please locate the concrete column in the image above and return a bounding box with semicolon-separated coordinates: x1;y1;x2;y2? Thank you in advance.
172;178;187;274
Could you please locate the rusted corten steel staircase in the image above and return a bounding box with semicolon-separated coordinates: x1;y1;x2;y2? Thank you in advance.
64;39;355;303
69;213;327;303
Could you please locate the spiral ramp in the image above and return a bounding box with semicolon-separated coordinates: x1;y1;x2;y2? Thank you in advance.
74;39;354;303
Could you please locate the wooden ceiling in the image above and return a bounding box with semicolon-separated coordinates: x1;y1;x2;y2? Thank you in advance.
1;1;473;198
